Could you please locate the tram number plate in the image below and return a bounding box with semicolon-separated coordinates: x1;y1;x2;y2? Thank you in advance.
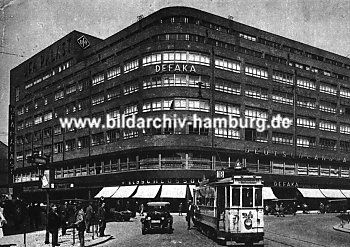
226;241;237;245
151;220;161;223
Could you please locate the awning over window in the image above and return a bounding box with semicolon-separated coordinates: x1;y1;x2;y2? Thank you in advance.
263;187;277;200
340;190;350;198
160;185;187;198
297;188;325;198
111;185;137;198
320;189;346;198
188;185;196;197
94;186;119;198
132;185;161;198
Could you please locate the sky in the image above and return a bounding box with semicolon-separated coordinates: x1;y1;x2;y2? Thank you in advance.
0;0;349;145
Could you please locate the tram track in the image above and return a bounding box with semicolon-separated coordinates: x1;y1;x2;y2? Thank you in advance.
264;230;329;247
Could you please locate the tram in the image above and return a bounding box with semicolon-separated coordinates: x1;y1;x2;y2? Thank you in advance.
193;164;264;246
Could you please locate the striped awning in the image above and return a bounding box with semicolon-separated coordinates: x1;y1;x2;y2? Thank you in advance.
132;185;161;198
160;185;187;198
320;189;346;198
263;187;277;200
298;188;325;198
340;190;350;198
94;186;119;198
111;185;137;198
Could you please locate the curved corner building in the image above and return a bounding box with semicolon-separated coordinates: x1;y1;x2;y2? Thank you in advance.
9;7;350;202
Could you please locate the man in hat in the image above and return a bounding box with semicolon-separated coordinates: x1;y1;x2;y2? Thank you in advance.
186;200;196;230
48;204;60;246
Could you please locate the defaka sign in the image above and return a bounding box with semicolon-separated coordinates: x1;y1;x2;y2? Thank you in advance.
155;63;196;73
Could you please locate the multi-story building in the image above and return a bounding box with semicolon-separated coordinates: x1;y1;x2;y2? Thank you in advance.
0;141;10;196
9;7;350;203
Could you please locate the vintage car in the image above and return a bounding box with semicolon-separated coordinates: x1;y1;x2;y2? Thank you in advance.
141;202;173;234
109;208;132;221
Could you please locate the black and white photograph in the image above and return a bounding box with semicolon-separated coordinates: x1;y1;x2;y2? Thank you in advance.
1;0;350;246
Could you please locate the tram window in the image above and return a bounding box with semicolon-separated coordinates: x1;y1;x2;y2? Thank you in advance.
255;187;262;206
242;187;253;207
232;187;240;206
226;186;231;207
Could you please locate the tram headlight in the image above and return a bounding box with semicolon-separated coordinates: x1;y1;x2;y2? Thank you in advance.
244;218;252;230
146;217;151;220
161;217;165;220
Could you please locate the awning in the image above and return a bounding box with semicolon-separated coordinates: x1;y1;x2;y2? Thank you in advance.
320;189;346;198
94;186;119;198
263;187;277;200
297;188;325;198
340;190;350;198
111;185;137;198
189;185;196;197
132;185;161;198
160;185;187;198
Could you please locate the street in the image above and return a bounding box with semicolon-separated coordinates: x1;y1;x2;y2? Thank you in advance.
100;213;350;247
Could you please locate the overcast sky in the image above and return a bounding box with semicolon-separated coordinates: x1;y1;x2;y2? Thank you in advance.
0;0;349;145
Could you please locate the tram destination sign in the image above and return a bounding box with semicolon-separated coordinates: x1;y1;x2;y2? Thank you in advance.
233;176;262;184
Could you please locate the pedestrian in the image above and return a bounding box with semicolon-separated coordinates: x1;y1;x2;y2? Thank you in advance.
48;204;60;247
280;203;285;217
97;202;107;237
139;203;144;216
178;203;183;216
275;203;280;217
60;202;69;235
0;204;7;239
186;200;196;230
85;202;94;233
74;203;86;247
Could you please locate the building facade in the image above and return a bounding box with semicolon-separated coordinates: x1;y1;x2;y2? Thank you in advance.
9;7;350;201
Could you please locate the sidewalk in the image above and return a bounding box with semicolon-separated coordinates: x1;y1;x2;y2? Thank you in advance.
0;228;112;247
333;222;350;233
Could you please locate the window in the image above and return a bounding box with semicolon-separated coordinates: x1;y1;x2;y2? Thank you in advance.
106;129;120;143
271;91;293;105
297;117;316;129
124;59;139;73
297;96;316;109
340;141;350;152
214;128;240;139
244;64;268;79
245;108;268;119
215;58;240;73
91;94;104;106
78;79;89;91
340;87;350;99
124;105;138;116
15;87;20;102
92;73;104;86
320;82;337;95
17;121;24;131
142;53;162;66
54;90;64;100
65;139;76;151
242;187;253;207
43;127;52;138
91;132;104;146
17;106;24;116
239;33;256;42
123;82;139;95
297;136;316;148
66;84;77;95
319;138;336;150
215;79;240;95
54;125;62;135
123;129;139;139
188;52;210;65
77;136;90;149
340;124;350;135
245;85;268;100
245;129;268;142
232;187;240;206
319;120;336;132
319;101;336;114
215;103;240;116
106;87;121;101
297;77;316;90
34;114;43;125
107;66;121;80
33;130;42;141
54;142;64;153
25;118;33;128
272;132;293;145
43;111;53;122
172;98;209;112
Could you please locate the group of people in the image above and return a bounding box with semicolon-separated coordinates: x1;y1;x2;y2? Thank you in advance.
47;201;107;247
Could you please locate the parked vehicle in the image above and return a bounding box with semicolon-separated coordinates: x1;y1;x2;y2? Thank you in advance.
141;202;173;234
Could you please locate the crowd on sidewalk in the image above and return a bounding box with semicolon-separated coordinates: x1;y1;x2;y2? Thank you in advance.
0;196;109;247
